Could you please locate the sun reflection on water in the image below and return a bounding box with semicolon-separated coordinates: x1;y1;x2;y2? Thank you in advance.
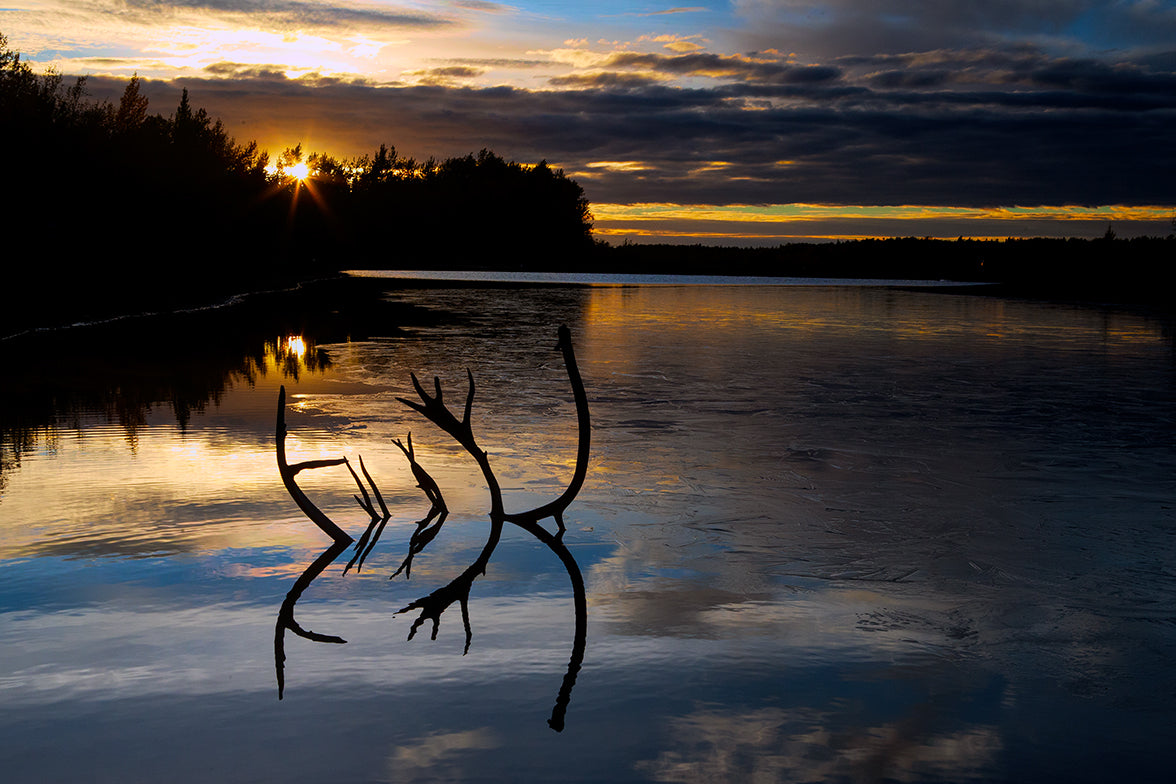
282;335;307;358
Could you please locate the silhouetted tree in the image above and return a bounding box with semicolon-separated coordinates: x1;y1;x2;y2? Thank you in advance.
114;74;148;132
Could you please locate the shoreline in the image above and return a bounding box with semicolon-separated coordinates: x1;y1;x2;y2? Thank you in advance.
344;269;998;288
6;254;1172;343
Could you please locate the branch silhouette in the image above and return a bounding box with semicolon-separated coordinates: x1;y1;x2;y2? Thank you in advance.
273;538;351;700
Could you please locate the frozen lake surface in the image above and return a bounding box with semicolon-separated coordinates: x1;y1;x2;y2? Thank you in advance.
1;279;1174;782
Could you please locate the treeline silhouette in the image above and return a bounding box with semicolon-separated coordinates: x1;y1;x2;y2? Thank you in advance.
595;236;1175;306
1;34;593;333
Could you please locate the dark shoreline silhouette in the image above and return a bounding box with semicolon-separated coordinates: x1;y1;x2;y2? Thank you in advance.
3;33;593;337
591;235;1176;307
6;232;1172;344
343;234;1175;309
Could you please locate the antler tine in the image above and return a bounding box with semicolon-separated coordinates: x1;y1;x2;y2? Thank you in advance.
395;372;437;416
393;433;416;462
389;430;452;579
398;371;478;449
275;538;352;699
412;371;429;400
345;457;377;520
343;454;393;574
395;578;475;652
463;368;475;427
358;455;390;519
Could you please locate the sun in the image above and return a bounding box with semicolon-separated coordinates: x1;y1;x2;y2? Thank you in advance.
287;161;311;181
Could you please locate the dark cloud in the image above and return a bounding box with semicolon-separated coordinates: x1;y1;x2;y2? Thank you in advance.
450;0;513;12
418;65;486;78
595;213;1172;242
548;72;663;89
729;0;1176;59
204;61;291;79
405;65;487;84
635;6;708;15
866;69;952;89
601;51;843;84
1023;58;1176;95
80;42;1176;209
439;57;555;69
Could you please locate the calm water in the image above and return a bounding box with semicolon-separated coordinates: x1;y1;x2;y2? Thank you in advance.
2;279;1174;783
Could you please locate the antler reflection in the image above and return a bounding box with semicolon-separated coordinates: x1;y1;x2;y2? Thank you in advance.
343;455;392;574
389;434;449;579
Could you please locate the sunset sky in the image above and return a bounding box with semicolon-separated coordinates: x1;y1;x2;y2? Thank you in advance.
3;1;1174;243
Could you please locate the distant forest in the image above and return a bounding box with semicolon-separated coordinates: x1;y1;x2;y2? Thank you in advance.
597;235;1175;305
3;32;1172;337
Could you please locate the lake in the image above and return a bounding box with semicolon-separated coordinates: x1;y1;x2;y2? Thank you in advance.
2;276;1174;783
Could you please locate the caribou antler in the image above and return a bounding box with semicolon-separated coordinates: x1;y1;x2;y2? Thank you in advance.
274;385;357;698
276;385;355;546
503;325;591;537
274;538;351;699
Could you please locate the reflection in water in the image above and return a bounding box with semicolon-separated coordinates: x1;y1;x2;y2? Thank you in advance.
273;538;351;698
0;323;329;493
380;434;449;578
635;706;1004;783
273;327;590;731
0;275;444;492
2;279;1174;782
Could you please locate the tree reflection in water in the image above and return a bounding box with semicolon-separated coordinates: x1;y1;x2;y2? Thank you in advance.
274;326;589;731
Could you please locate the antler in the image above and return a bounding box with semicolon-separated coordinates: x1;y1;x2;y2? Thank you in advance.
276;385;355;546
397;370;480;459
503;325;591;537
274;385;357;698
274;538;351;699
390;327;590;730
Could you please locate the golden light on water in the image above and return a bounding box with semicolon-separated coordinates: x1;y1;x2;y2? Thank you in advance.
283;336;307;358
